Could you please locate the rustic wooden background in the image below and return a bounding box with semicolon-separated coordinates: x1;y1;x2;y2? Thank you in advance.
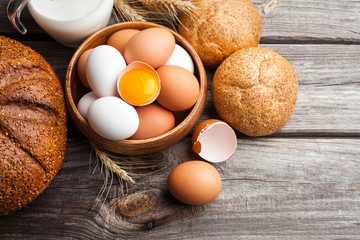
1;0;360;239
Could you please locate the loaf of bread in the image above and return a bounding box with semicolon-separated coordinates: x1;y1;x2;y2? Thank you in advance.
178;0;262;69
0;36;67;215
212;47;298;136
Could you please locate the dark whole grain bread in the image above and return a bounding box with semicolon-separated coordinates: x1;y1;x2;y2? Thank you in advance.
0;36;67;215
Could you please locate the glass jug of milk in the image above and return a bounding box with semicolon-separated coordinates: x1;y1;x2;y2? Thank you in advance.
7;0;114;47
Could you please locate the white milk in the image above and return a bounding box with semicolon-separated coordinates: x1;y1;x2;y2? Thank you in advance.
27;0;114;47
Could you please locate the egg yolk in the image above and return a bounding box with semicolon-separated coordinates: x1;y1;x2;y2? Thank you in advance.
119;68;160;106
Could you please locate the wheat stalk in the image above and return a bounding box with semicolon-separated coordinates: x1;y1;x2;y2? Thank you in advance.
137;0;195;13
113;0;146;22
92;143;135;184
90;142;167;208
263;0;279;14
113;0;197;29
91;142;133;208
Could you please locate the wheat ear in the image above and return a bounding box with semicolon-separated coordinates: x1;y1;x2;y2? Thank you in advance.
91;142;135;184
113;0;146;22
137;0;196;13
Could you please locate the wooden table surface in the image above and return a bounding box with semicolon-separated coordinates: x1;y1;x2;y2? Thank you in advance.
1;0;360;239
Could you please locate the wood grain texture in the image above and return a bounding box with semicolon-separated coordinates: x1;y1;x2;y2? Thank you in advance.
0;0;360;239
1;1;359;43
0;42;356;138
0;41;357;137
199;44;360;136
253;0;360;43
1;137;359;239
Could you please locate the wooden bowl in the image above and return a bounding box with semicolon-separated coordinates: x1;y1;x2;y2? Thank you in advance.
65;22;207;155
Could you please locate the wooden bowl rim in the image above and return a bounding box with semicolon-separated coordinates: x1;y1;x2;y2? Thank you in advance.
65;21;207;147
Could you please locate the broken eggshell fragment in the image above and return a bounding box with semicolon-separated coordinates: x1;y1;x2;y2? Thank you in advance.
192;119;237;163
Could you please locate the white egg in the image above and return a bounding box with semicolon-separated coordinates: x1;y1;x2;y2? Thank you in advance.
77;92;98;121
164;44;194;73
87;96;139;140
86;45;126;97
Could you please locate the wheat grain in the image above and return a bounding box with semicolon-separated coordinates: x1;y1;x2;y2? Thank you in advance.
263;0;279;14
137;0;195;13
113;0;146;22
90;141;167;208
92;143;135;184
113;0;197;29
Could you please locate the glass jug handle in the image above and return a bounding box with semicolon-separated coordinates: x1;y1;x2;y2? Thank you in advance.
7;0;31;34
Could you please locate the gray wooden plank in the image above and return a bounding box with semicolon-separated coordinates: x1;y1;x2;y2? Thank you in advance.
0;0;359;239
201;44;360;136
253;0;360;43
0;137;359;239
1;0;359;43
2;41;358;137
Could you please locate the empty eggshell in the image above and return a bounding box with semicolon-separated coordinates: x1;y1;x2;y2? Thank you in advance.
77;48;93;90
192;119;237;163
86;45;126;97
77;92;98;121
165;44;194;73
87;96;139;140
167;160;222;205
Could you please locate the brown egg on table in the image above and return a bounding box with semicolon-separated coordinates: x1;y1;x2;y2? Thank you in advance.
129;103;175;140
124;27;175;69
156;65;199;111
167;161;222;205
77;48;93;90
192;119;237;163
107;29;140;55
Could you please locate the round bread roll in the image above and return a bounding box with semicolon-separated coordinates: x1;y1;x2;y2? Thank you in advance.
212;47;298;136
178;0;262;69
0;36;67;215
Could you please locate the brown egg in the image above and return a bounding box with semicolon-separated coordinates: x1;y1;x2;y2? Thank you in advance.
124;27;175;69
77;48;93;90
167;161;222;205
107;29;140;55
156;65;199;111
129;103;175;140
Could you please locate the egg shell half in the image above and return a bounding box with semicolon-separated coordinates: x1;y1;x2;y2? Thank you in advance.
86;45;126;97
156;65;199;111
87;96;139;140
124;27;175;69
129;103;175;140
192;119;237;163
167;161;222;205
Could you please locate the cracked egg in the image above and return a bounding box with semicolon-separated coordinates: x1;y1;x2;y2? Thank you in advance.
192;119;237;163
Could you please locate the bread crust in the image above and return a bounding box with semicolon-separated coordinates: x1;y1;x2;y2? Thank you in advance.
211;47;298;136
0;36;67;215
178;0;262;69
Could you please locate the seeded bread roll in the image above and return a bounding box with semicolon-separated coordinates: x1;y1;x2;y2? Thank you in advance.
212;47;298;136
0;36;67;215
178;0;262;69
